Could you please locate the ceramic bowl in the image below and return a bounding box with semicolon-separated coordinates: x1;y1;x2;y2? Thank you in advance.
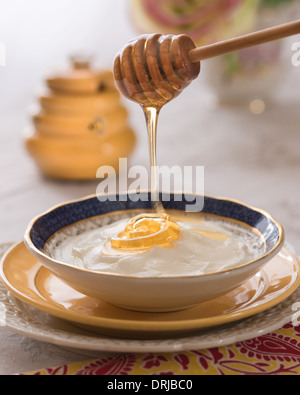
24;194;284;312
25;128;136;180
33;107;129;138
46;69;116;94
39;91;121;116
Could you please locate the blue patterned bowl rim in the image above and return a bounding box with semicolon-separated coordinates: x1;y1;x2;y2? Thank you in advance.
24;193;285;277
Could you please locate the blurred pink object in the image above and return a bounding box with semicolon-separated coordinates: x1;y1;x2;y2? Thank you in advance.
142;0;243;26
131;0;245;43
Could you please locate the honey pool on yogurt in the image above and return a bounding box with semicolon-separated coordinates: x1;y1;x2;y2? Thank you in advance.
53;210;265;278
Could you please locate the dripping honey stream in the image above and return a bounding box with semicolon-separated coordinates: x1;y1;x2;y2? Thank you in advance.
110;103;183;251
111;32;202;252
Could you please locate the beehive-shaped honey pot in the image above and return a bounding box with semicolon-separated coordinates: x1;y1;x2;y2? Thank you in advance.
25;57;136;180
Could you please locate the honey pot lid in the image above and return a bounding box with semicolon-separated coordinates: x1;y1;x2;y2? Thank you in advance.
46;55;116;94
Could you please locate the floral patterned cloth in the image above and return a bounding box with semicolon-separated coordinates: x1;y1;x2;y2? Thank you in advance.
21;323;300;375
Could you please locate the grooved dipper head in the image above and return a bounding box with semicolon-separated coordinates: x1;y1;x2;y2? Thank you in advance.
114;33;200;109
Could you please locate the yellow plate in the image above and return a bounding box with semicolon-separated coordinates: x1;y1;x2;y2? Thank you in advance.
1;242;299;339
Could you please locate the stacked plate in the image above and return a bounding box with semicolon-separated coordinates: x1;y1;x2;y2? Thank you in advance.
0;194;299;354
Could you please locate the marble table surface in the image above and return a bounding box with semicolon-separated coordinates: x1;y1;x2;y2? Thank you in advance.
0;57;299;374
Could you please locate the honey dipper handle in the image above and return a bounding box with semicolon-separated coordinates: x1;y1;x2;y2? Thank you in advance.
189;19;300;63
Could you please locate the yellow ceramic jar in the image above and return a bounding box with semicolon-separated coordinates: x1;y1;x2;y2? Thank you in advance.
25;57;136;180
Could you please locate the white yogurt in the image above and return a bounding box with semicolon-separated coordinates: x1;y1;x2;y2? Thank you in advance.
52;213;265;277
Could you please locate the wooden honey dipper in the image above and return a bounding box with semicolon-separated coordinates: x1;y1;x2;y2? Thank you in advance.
114;19;300;108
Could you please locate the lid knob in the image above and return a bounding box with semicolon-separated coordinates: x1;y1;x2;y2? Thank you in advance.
70;54;94;71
